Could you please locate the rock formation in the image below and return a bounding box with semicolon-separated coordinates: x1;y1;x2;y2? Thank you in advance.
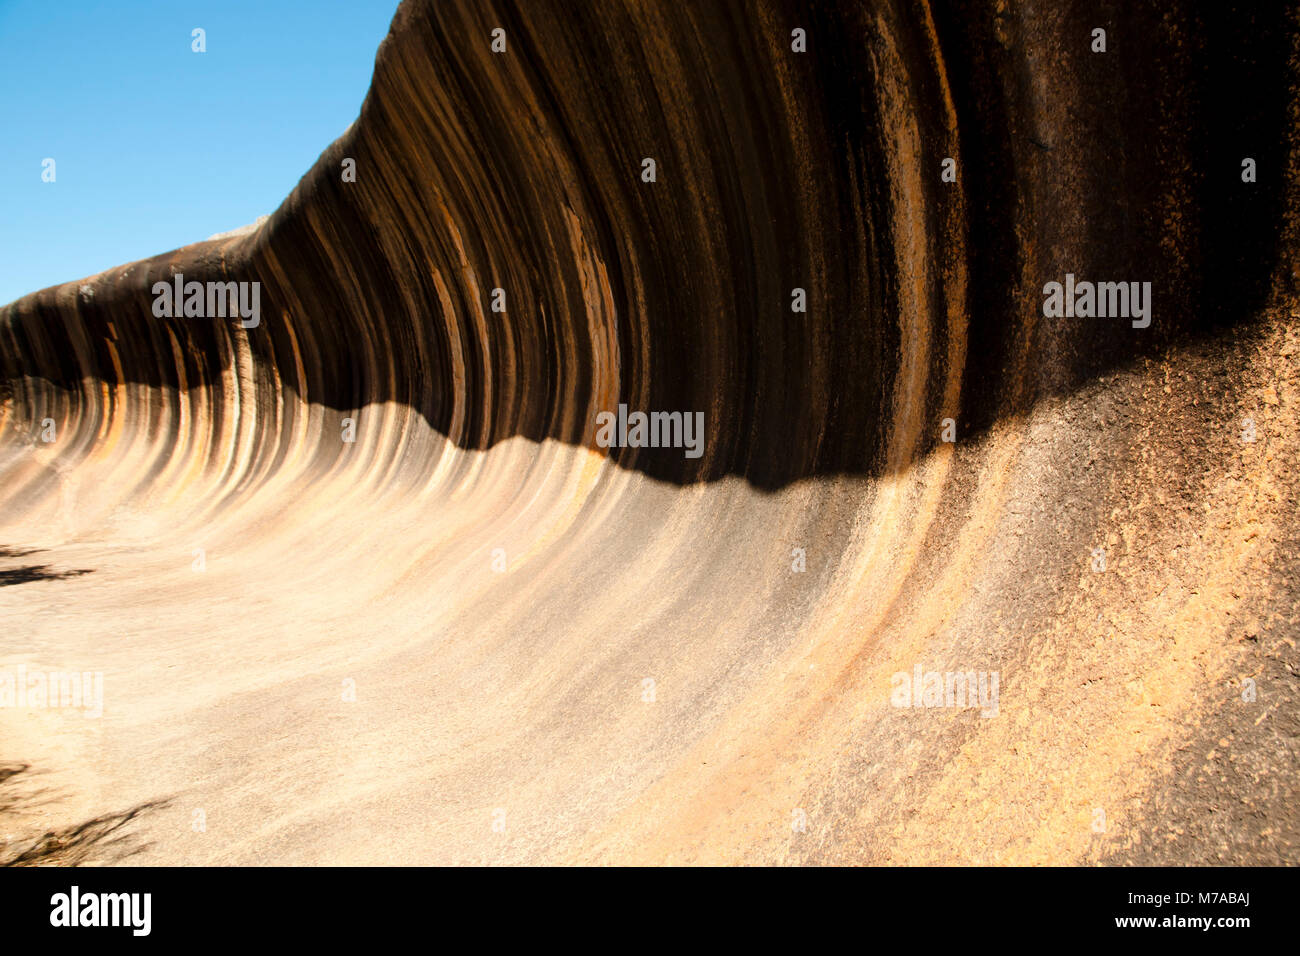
1;0;1298;864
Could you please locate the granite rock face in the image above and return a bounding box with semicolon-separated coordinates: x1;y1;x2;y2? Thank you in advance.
1;1;1298;864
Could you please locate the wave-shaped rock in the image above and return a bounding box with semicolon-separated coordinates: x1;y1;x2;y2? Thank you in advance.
1;0;1298;864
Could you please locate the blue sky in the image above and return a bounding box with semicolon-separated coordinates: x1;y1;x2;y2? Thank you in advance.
0;0;398;306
